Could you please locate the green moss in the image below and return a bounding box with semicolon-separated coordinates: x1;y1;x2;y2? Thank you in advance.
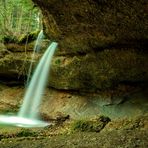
3;35;17;44
71;116;110;132
0;109;17;114
16;129;38;137
3;30;40;45
0;106;19;115
18;30;40;44
55;59;61;65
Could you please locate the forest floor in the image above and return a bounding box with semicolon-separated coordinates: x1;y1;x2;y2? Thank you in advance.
0;129;147;148
0;115;148;148
0;84;147;148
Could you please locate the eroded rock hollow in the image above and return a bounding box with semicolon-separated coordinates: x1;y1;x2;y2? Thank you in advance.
0;0;148;119
31;0;148;91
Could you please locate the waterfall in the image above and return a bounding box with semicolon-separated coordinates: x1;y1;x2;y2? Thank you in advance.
19;42;58;119
0;42;58;127
26;30;44;86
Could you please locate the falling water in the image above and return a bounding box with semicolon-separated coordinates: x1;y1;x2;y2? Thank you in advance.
0;42;58;127
19;42;58;119
26;30;44;86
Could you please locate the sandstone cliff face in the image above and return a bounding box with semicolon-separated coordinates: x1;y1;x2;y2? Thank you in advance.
31;0;148;91
0;0;148;91
50;49;148;91
32;0;148;50
0;42;44;84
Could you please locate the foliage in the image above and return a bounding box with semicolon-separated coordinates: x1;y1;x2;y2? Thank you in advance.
3;35;17;44
18;30;40;44
16;129;38;137
71;116;111;132
0;0;42;42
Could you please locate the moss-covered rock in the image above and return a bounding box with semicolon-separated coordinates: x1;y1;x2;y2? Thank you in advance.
5;40;49;52
16;129;38;137
18;30;40;44
49;49;148;91
0;52;41;83
71;116;110;132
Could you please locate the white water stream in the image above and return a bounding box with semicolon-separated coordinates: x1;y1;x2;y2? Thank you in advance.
26;30;44;86
0;42;58;127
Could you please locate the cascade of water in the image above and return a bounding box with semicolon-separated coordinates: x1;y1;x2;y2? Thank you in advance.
26;30;44;86
0;42;58;128
19;42;58;119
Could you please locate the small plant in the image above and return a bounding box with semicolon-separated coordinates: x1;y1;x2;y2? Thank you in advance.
55;59;61;65
16;129;37;137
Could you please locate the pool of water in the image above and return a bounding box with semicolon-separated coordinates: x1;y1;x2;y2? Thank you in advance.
0;115;49;128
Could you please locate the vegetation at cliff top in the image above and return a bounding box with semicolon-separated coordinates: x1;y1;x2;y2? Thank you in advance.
0;0;41;42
